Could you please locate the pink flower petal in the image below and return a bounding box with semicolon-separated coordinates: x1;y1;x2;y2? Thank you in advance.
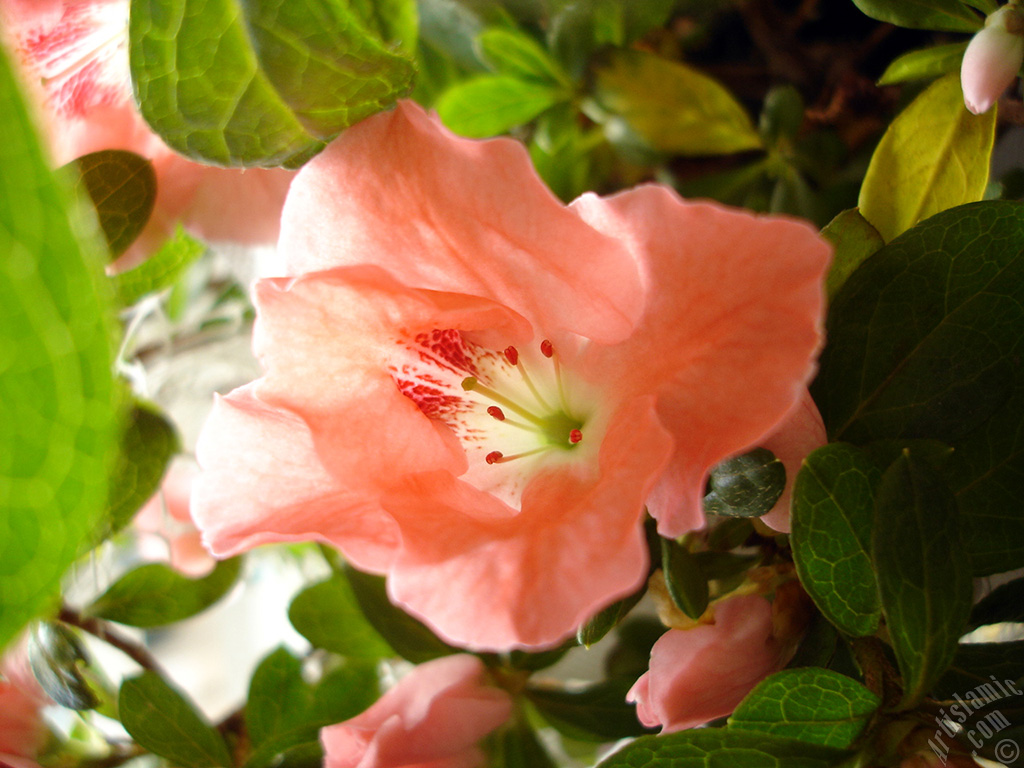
135;461;216;577
961;6;1024;115
0;645;47;758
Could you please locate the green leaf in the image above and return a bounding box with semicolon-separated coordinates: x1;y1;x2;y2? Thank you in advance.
111;226;206;307
349;0;418;55
576;585;646;648
120;671;233;768
488;713;557;768
703;447;786;518
65;151;157;258
660;537;708;620
859;72;995;242
87;558;242;628
247;647;308;747
932;640;1024;700
872;452;973;710
105;401;180;537
878;42;968;86
527;679;653;741
791;444;883;637
850;0;983;31
759;85;805;145
288;573;393;658
969;578;1024;629
595;728;851;767
477;27;569;84
0;41;119;654
129;0;415;168
820;208;884;299
27;622;101;711
436;75;565;138
814;200;1024;573
590;49;763;156
603;617;665;681
343;566;458;663
729;668;881;749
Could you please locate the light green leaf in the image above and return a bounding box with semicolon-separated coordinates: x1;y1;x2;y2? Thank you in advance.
791;444;882;637
349;0;418;55
851;0;983;31
872;452;973;710
87;558;242;627
878;42;968;86
0;41;119;653
590;49;763;156
859;72;995;242
120;671;233;768
729;668;881;748
821;208;884;299
477;27;569;85
436;75;565;138
112;226;206;307
287;573;393;658
129;0;415;168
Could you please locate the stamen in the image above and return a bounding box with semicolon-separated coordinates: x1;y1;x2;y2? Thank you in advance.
569;429;583;444
541;339;571;412
463;377;547;427
485;451;503;464
504;346;519;365
484;447;551;464
487;406;505;421
540;339;554;358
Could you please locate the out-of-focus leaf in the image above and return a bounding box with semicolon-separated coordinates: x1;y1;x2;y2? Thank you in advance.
247;647;307;747
603;617;665;681
28;622;100;711
590;49;763;156
527;679;653;741
851;0;983;31
969;578;1024;629
878;42;968;85
65;150;156;258
436;75;565;137
129;0;415;167
288;573;393;658
87;558;241;628
703;448;786;518
932;641;1024;699
120;671;233;768
729;668;880;748
477;27;568;84
0;42;119;654
791;444;882;637
111;226;206;307
488;713;557;768
660;538;708;620
872;452;972;710
859;72;995;242
349;0;418;55
820;208;884;299
760;85;804;146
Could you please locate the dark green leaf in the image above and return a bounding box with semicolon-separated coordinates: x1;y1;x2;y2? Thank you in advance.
850;0;982;31
603;617;665;681
791;444;882;637
27;622;100;711
660;538;708;620
288;574;393;658
703;447;786;518
577;582;646;648
814;201;1024;573
729;668;880;748
487;714;557;768
247;647;308;748
820;208;884;299
692;551;759;581
105;401;180;537
112;226;206;307
970;579;1024;629
343;566;458;663
119;671;233;768
477;27;568;84
707;518;756;550
129;0;415;167
306;661;380;723
66;151;156;258
596;728;851;767
760;85;804;146
507;642;572;672
87;558;242;628
872;452;973;710
436;75;565;138
527;679;653;741
933;641;1024;700
0;42;119;653
877;42;968;86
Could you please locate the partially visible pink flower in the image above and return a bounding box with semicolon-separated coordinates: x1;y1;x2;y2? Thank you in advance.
961;4;1024;115
627;593;791;732
759;389;827;534
321;655;512;768
135;461;215;578
0;645;47;759
1;0;293;263
192;101;829;650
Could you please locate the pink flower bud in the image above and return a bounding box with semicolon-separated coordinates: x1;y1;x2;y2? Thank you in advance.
961;5;1024;114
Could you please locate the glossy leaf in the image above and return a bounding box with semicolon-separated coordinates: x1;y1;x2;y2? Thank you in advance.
590;49;763;156
436;75;565;138
112;226;206;307
859;72;995;242
877;42;968;85
288;573;393;658
820;208;884;299
67;151;156;258
872;453;972;710
527;679;653;741
477;27;568;84
791;444;882;637
129;0;415;167
660;537;708;620
87;558;242;628
28;622;100;711
969;578;1024;629
703;447;786;517
576;585;646;648
851;0;983;31
729;668;880;748
596;728;851;768
814;200;1024;573
0;43;118;653
120;671;233;768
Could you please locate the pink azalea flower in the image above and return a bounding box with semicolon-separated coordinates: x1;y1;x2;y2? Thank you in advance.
0;645;47;759
627;593;790;732
321;655;512;768
191;101;829;650
758;389;827;534
961;4;1024;115
1;0;293;263
135;461;216;578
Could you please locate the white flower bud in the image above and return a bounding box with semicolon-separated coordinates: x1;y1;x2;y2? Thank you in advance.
961;4;1024;115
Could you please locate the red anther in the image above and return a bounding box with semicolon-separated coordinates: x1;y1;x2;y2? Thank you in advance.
485;451;504;465
504;346;519;365
540;339;554;358
569;429;583;444
487;406;506;421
